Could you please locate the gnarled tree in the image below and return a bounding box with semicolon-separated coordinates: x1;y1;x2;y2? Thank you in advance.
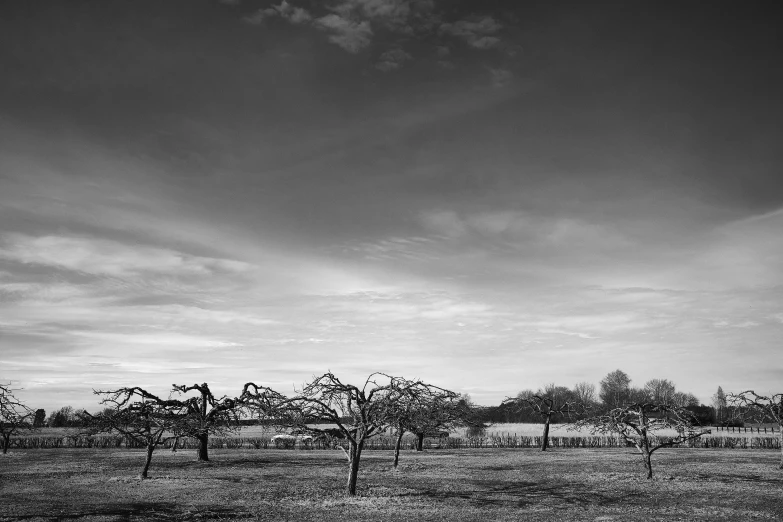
284;372;421;496
505;384;587;451
728;390;783;469
387;385;478;468
166;382;264;462
0;383;34;454
89;388;182;478
572;401;709;479
92;382;284;462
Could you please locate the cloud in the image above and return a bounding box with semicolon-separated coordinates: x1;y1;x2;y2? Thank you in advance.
659;206;783;290
328;0;435;33
243;8;277;24
245;1;312;25
418;209;629;250
314;15;374;53
332;0;410;23
489;67;512;87
0;233;252;278
374;47;412;72
471;36;501;50
439;15;502;49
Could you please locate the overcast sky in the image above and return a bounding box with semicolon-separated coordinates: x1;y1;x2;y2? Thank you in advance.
1;0;782;413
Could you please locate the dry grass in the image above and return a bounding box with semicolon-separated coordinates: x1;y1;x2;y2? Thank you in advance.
2;446;782;521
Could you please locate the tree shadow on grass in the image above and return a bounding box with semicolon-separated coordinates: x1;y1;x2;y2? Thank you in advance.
161;455;338;470
406;480;644;508
693;472;783;486
3;501;245;521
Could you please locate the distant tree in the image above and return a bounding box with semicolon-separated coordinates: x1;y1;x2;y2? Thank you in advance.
0;383;34;454
712;386;727;425
572;401;709;479
88;388;182;478
643;379;676;404
505;384;588;451
283;372;422;496
47;406;74;428
687;404;716;426
572;382;597;408
599;370;631;410
671;392;699;408
727;390;783;469
32;409;46;428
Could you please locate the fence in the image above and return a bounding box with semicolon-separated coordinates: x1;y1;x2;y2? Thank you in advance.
714;426;777;434
6;433;781;451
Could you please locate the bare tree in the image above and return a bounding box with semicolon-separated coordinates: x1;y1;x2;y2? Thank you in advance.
712;386;727;425
92;382;283;462
166;382;283;462
505;384;587;451
572;401;709;479
671;391;699;408
572;382;597;406
0;383;34;454
599;369;632;410
387;386;480;468
727;390;783;469
88;388;182;478
283;372;421;496
643;379;676;404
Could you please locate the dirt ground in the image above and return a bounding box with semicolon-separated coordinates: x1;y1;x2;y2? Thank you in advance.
2;447;782;521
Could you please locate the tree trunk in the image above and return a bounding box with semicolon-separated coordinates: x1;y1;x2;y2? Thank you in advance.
346;440;364;496
140;443;155;479
541;415;551;451
197;433;209;461
393;429;404;468
171;436;179;453
1;434;9;454
416;432;424;452
641;441;653;479
778;426;783;470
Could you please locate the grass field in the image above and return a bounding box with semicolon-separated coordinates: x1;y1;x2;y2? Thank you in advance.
232;423;779;440
2;447;782;521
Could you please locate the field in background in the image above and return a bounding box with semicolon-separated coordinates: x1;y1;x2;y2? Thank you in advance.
21;423;780;440
8;423;779;452
2;447;782;521
455;423;779;439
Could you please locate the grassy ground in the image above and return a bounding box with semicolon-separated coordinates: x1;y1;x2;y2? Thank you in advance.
2;447;782;521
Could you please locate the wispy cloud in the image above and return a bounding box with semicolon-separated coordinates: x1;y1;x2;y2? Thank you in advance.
244;1;312;25
314;14;374;54
439;15;502;49
240;1;508;79
489;67;512;87
0;233;252;278
375;47;412;72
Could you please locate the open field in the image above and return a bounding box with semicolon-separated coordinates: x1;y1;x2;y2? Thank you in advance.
20;423;779;440
2;447;783;521
9;424;779;452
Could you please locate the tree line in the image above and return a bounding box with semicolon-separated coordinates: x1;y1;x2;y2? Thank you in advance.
2;370;782;493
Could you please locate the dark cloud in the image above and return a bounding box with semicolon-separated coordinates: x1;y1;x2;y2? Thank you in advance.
488;67;512;87
375;47;412;72
439;15;502;49
314;14;374;53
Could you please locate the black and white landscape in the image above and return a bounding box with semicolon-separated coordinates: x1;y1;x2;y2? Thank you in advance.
1;1;782;519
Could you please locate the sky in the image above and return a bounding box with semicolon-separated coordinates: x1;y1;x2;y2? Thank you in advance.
1;0;782;413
